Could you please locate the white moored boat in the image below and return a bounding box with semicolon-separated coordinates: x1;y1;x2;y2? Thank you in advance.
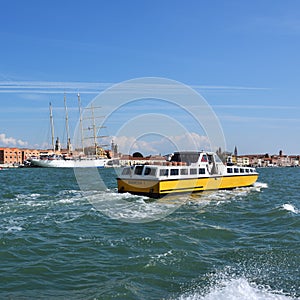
117;151;258;198
30;155;110;168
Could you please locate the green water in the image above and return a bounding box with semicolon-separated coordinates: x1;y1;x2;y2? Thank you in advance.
0;168;299;299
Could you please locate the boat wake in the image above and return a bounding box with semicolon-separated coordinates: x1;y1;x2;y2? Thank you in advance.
186;181;268;205
82;180;270;223
85;190;181;223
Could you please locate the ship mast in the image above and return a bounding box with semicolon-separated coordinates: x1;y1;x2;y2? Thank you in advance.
49;102;55;151
77;93;85;154
64;93;71;153
81;100;108;157
90;103;98;154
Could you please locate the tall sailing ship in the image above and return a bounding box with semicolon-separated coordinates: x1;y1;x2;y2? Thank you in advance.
30;94;111;168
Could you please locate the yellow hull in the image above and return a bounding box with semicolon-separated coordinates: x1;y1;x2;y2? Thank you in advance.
117;174;258;198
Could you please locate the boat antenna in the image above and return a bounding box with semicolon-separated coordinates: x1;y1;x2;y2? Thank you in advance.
77;93;85;154
49;102;55;152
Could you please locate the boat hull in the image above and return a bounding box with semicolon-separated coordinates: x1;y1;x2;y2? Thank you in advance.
30;158;110;168
117;174;258;198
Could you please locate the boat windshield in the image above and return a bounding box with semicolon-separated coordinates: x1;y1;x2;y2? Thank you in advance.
170;152;200;165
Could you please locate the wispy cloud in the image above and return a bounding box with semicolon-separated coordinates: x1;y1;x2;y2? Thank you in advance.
0;81;112;94
0;133;28;147
191;85;268;91
0;80;267;95
220;114;300;123
213;104;300;110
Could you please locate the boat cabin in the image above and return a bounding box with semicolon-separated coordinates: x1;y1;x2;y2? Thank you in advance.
120;151;257;180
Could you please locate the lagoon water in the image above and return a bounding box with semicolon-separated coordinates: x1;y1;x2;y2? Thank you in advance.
0;167;299;299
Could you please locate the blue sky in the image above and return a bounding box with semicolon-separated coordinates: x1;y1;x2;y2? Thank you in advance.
1;1;300;155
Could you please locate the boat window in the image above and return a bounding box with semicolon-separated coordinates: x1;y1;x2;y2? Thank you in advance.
144;167;157;176
180;168;188;175
190;168;197;175
122;167;132;175
170;169;179;176
250;169;253;173
240;168;245;173
144;167;151;175
227;168;233;173
234;168;239;173
199;168;206;174
201;154;208;162
134;166;144;175
160;169;169;176
245;169;249;173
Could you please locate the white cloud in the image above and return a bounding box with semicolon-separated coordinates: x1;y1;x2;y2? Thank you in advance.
0;133;28;147
17;139;28;147
112;132;211;155
169;132;211;150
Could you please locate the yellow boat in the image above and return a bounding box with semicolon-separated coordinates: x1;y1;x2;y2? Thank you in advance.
117;151;258;198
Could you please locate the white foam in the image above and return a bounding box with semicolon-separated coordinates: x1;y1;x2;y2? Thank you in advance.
189;181;268;205
58;190;82;196
5;226;23;233
145;250;176;267
25;200;45;207
55;190;88;205
254;182;268;189
189;188;248;205
85;191;179;223
30;193;41;198
282;204;298;214
16;193;41;200
57;198;76;204
54;212;85;224
179;278;293;300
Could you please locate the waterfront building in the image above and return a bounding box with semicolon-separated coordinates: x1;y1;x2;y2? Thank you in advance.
236;156;250;166
289;155;299;166
0;147;40;166
232;150;299;168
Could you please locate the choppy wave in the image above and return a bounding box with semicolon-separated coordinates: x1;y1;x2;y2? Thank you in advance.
84;191;181;223
0;189;93;235
282;203;299;214
81;181;267;223
178;277;293;300
0;168;299;299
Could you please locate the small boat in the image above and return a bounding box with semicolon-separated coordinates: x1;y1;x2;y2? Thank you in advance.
117;151;258;198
